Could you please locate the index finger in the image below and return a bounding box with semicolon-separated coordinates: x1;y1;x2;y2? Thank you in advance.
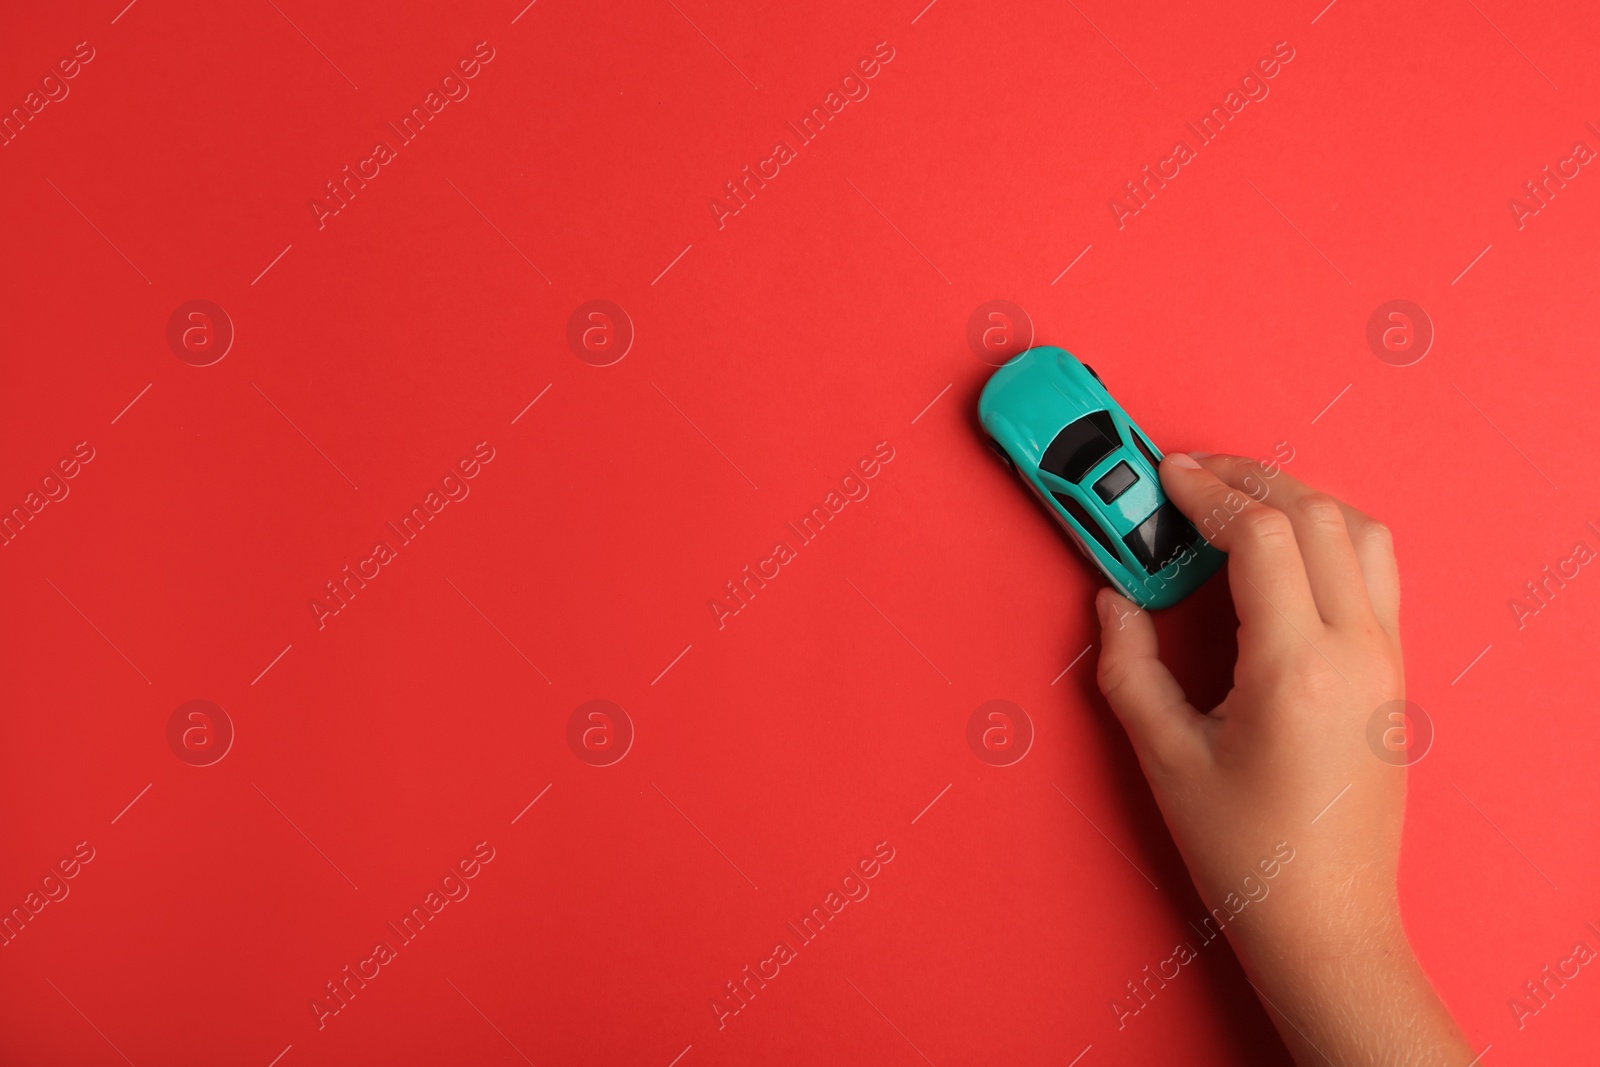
1198;455;1401;639
1159;453;1323;644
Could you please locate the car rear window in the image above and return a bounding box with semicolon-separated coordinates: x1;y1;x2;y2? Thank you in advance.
1051;491;1119;557
1040;411;1119;483
1093;460;1138;503
1123;502;1200;574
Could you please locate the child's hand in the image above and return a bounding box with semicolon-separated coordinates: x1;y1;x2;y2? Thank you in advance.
1095;453;1473;1066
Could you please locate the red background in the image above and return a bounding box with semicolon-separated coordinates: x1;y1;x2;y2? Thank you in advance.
2;0;1598;1064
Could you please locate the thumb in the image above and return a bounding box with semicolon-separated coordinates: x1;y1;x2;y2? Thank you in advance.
1094;588;1203;777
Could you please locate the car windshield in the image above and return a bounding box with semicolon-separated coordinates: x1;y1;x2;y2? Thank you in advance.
1040;411;1119;483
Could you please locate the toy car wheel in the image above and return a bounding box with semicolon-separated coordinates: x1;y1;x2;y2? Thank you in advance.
984;436;1017;474
1082;363;1102;383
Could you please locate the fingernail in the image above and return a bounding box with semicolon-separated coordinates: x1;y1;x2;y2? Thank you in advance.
1187;451;1211;459
1095;588;1112;624
1167;452;1200;470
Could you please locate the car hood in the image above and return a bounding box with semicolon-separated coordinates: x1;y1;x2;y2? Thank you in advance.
977;347;1104;467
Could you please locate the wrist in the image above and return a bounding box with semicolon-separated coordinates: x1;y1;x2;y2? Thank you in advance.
1228;887;1410;989
1232;916;1471;1066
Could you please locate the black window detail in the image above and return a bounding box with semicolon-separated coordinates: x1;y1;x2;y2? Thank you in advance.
1040;411;1119;483
1050;491;1119;557
1131;429;1162;471
1093;461;1138;504
1123;502;1200;574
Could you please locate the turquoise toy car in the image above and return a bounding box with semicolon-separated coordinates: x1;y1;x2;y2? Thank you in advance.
978;346;1223;608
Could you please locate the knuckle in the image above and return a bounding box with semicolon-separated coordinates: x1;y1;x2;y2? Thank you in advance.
1219;455;1266;488
1293;493;1346;530
1239;506;1295;548
1239;457;1274;482
1196;491;1245;541
1096;657;1132;697
1359;520;1395;554
1239;475;1272;502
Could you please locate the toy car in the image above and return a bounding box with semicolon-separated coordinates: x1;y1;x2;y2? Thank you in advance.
978;345;1223;608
